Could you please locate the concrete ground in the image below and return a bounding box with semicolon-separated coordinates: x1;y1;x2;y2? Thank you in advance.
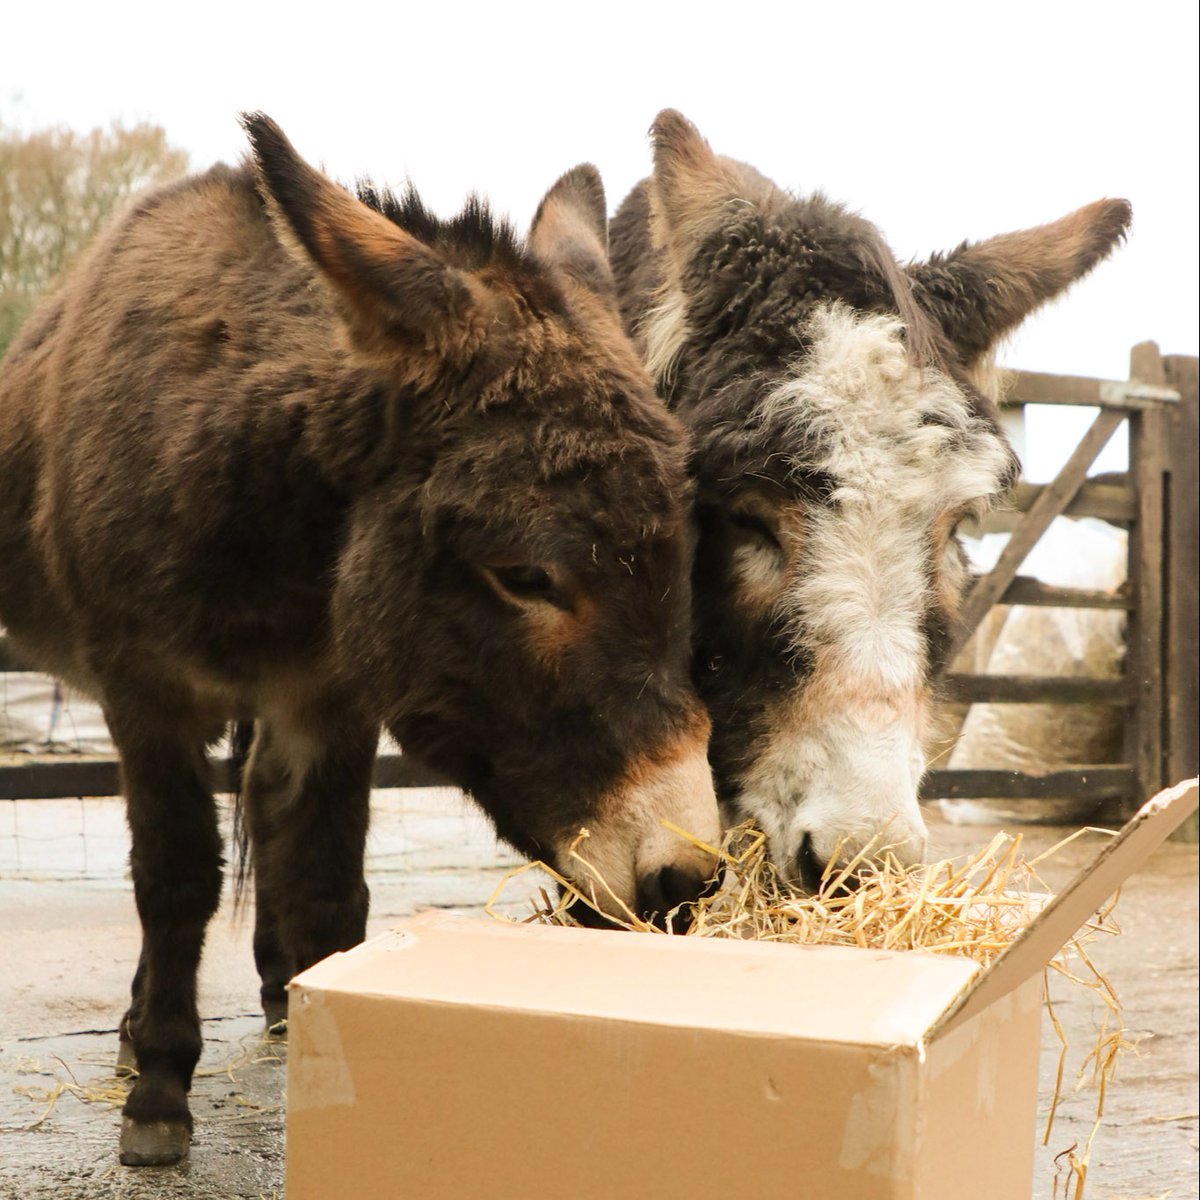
0;786;1196;1200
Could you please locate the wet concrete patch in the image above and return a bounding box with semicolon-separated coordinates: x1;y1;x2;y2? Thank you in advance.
1;1017;284;1199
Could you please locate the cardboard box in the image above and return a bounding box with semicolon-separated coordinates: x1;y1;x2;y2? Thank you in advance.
286;780;1197;1200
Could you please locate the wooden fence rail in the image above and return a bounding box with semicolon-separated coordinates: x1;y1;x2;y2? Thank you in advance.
0;752;445;802
0;755;1145;807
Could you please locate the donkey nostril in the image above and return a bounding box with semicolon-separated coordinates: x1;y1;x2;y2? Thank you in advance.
793;834;826;894
791;836;869;895
635;865;717;933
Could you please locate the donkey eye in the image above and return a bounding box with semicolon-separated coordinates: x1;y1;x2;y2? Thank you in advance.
728;509;782;551
486;564;557;603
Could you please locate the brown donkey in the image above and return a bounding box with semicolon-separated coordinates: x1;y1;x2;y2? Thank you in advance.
610;110;1130;888
0;115;720;1165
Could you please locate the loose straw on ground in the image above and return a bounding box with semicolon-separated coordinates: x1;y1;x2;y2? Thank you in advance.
13;1036;285;1130
487;821;1126;1200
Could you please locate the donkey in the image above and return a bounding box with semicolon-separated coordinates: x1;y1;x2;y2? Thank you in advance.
0;115;720;1165
609;110;1131;887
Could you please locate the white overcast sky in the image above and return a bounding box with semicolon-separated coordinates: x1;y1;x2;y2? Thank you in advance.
3;0;1196;480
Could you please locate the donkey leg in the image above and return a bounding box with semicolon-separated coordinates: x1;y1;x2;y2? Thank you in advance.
248;701;375;999
277;746;373;977
115;949;145;1075
110;717;223;1167
252;895;293;1035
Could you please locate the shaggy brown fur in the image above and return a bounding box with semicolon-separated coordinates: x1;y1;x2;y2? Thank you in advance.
0;115;720;1164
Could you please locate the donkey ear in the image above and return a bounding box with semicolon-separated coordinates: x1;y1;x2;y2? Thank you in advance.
648;109;750;263
908;199;1132;366
241;113;491;373
529;164;616;298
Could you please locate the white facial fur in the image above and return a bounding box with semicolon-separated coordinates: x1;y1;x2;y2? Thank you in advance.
729;303;1012;876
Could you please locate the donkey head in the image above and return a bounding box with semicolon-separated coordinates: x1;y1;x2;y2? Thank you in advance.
615;110;1130;886
244;116;719;923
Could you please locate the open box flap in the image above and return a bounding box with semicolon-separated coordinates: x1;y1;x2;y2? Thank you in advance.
929;778;1197;1040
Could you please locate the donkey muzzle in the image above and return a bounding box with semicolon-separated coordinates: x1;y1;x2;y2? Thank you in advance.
556;741;721;929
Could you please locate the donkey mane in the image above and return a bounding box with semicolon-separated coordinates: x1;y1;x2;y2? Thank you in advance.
356;179;533;276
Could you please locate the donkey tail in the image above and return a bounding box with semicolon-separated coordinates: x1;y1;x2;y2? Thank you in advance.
228;720;257;911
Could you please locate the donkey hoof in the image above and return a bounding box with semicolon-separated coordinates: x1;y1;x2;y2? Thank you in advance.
115;1039;138;1077
119;1116;191;1166
263;997;288;1037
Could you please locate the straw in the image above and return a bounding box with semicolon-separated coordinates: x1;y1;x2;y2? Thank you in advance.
12;1035;285;1130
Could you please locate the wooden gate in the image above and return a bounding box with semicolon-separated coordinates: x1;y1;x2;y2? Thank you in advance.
921;343;1198;835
